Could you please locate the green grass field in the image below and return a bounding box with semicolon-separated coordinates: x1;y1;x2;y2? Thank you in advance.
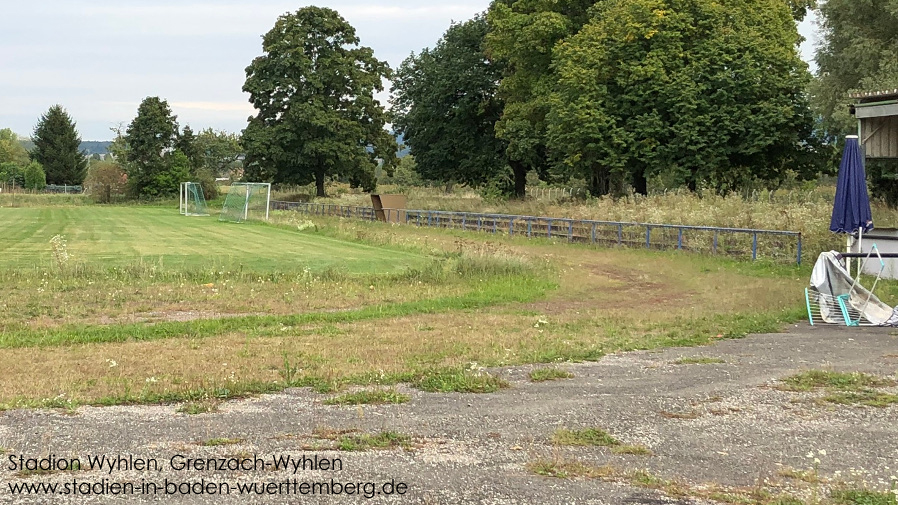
0;206;427;273
0;198;820;412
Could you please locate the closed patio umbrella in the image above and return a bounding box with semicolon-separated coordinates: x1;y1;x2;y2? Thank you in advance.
830;135;873;275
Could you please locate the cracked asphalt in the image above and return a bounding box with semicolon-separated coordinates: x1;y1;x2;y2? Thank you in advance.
1;324;896;504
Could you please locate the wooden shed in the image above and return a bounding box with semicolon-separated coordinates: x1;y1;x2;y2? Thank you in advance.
850;89;898;158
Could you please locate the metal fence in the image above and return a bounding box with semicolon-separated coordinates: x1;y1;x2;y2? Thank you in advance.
270;200;803;265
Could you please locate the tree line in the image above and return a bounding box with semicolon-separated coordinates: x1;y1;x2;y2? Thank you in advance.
241;2;896;200
4;1;894;201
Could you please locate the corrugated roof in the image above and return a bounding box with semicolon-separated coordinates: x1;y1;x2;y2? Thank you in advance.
849;89;898;99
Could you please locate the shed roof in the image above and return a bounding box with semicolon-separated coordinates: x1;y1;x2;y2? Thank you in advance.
849;89;898;103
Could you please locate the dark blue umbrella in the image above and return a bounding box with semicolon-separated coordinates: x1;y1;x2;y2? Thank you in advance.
830;135;873;235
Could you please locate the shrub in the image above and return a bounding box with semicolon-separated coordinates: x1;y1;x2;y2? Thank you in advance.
23;161;46;190
84;161;127;203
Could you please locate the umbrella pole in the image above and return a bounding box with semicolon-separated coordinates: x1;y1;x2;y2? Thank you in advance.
847;235;852;275
858;227;864;277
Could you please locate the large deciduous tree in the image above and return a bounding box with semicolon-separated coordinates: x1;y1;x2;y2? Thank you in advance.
242;7;396;197
0;128;29;167
485;0;595;196
391;16;509;194
812;0;898;139
30;105;88;185
123;97;184;197
548;0;820;195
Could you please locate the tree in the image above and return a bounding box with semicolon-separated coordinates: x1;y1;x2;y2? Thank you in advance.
195;128;242;176
812;0;898;139
30;105;88;185
176;125;202;172
0;129;29;166
485;0;595;196
391;16;510;194
23;161;46;190
547;0;821;196
242;7;397;197
84;160;127;203
123;97;181;197
0;162;24;187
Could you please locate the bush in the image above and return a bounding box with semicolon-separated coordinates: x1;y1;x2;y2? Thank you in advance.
84;161;127;203
194;167;219;200
23;161;46;190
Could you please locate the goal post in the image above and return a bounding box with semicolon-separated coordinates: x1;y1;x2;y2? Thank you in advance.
180;182;209;216
219;182;271;223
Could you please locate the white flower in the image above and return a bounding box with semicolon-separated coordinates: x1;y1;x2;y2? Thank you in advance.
105;359;118;368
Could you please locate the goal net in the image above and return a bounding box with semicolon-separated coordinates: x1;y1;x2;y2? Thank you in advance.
180;182;209;216
220;182;271;223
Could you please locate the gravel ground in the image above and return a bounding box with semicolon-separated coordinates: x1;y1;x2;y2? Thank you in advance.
0;324;896;504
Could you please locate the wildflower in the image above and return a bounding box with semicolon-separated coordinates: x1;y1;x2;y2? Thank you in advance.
105;359;118;368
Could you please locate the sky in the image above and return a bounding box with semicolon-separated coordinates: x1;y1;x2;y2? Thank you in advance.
1;1;820;141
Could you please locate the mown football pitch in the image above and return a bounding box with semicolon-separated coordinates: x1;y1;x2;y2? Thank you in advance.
0;206;426;272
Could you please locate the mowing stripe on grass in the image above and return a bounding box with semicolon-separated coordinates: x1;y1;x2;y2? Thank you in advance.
0;207;428;273
0;276;556;348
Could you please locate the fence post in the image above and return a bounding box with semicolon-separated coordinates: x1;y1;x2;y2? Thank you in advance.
527;219;532;237
591;223;596;244
509;218;514;236
797;233;802;266
617;224;623;246
567;221;573;242
677;228;683;250
713;231;718;254
645;227;651;249
752;233;758;261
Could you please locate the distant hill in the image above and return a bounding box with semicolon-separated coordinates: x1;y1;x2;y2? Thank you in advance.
395;133;409;157
80;141;112;155
17;139;34;152
16;139;112;155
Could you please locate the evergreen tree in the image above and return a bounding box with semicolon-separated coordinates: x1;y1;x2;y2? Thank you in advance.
123;97;181;197
31;105;88;185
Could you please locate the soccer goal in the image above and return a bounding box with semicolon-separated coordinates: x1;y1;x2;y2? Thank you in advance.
180;182;209;216
219;182;271;223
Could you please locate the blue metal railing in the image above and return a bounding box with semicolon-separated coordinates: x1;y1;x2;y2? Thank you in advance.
269;201;803;265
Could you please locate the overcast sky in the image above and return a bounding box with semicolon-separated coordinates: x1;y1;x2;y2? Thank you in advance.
0;1;820;141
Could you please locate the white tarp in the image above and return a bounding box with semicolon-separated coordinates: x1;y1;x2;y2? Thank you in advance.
810;251;898;326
